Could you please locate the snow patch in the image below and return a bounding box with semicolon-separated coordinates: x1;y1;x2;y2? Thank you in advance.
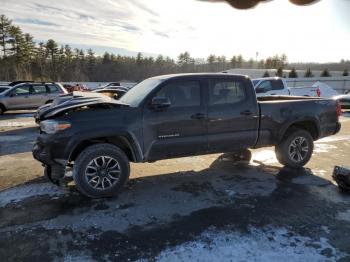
314;144;337;153
336;210;350;222
0;121;35;127
140;227;346;262
0;135;26;142
252;149;278;164
0;182;67;207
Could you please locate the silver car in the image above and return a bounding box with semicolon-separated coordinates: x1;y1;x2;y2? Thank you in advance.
0;83;67;114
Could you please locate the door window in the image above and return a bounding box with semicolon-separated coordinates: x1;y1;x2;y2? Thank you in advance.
47;84;59;93
257;81;272;92
32;85;47;94
13;86;31;96
156;81;200;108
209;79;246;105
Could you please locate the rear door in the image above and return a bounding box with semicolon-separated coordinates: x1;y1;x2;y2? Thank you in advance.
207;77;259;152
46;84;61;100
143;79;207;160
31;84;49;107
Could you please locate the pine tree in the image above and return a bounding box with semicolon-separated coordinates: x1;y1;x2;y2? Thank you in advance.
304;68;313;77
236;55;243;68
320;68;331;77
230;55;237;68
0;15;12;58
263;71;270;77
288;68;298;78
276;67;283;77
46;39;58;80
87;48;96;79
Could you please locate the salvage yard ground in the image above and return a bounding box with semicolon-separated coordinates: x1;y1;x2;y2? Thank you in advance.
0;110;350;261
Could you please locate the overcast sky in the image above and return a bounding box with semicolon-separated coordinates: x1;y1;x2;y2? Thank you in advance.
1;0;350;62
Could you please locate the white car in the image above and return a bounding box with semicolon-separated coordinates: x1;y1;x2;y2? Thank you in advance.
252;77;338;98
334;94;350;109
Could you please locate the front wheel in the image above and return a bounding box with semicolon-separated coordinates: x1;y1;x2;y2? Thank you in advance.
73;143;130;198
0;104;6;115
275;129;314;168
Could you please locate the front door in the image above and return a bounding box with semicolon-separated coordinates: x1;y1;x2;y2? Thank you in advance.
6;85;32;110
207;78;259;152
143;79;207;161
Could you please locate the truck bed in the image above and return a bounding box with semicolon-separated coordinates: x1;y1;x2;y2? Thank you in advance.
255;96;339;147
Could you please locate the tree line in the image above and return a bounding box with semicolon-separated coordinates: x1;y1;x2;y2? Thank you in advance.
0;14;348;82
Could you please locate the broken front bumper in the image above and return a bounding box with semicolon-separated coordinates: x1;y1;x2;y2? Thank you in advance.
33;141;67;185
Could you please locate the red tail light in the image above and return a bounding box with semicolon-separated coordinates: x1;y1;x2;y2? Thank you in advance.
336;101;342;119
316;88;321;97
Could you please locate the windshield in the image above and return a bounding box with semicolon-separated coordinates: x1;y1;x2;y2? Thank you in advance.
119;78;164;107
252;80;259;87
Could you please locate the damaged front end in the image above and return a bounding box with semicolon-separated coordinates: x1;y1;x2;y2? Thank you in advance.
33;91;130;186
35;91;129;123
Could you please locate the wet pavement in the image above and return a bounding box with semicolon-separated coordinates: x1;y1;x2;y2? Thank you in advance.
0;111;350;261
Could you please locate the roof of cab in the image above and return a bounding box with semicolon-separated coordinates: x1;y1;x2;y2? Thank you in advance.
149;73;250;81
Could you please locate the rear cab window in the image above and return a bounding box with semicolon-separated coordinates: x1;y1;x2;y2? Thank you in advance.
209;79;246;106
271;79;284;90
257;81;272;92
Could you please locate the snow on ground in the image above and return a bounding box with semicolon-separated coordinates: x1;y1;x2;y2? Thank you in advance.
0;182;67;207
139;227;346;262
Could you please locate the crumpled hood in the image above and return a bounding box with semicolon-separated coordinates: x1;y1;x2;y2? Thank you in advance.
35;91;129;122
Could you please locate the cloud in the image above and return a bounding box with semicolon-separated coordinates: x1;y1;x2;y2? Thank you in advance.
1;0;347;62
15;18;60;27
153;31;170;38
127;0;160;17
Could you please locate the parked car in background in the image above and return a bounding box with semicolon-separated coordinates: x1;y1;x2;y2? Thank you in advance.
64;83;90;93
0;86;9;93
8;80;34;86
0;82;68;114
252;77;338;98
105;82;121;87
92;88;127;98
334;94;350;109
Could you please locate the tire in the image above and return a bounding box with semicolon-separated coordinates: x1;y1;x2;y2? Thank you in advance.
0;104;6;115
275;128;314;168
73;143;130;198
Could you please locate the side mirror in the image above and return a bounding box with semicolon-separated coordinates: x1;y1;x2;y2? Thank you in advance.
150;97;171;109
255;87;265;94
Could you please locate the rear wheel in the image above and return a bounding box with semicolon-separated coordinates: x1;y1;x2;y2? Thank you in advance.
275;128;314;168
73;143;130;198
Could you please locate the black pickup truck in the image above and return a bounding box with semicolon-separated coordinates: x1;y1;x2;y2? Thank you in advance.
33;73;341;198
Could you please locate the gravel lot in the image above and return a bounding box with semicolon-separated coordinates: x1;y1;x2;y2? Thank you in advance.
0;110;350;261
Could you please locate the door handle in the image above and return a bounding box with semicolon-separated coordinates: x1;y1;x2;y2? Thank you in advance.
240;110;253;116
191;113;205;119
